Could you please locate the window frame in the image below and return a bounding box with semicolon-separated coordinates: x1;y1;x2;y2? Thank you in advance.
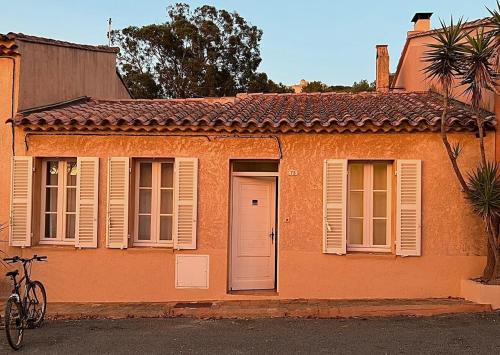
39;158;77;245
347;161;392;253
133;159;175;248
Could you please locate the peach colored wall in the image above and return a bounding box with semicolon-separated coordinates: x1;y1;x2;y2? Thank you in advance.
0;128;493;302
394;34;495;113
0;56;19;296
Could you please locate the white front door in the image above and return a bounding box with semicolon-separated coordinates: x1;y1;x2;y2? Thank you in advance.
230;177;276;290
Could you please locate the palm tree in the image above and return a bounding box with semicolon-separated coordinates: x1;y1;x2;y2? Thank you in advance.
425;17;500;283
466;163;500;282
461;28;496;166
423;17;469;192
486;1;500;71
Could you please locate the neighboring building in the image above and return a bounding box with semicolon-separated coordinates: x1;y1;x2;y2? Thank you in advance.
389;13;495;112
0;21;496;304
290;79;309;93
0;33;131;296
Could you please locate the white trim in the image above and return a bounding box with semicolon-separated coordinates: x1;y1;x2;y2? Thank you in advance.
133;159;175;247
40;159;77;245
346;161;392;252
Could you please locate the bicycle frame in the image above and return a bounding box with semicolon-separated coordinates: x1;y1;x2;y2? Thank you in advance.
8;260;36;318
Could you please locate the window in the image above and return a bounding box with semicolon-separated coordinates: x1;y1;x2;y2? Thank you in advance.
134;160;174;246
347;162;391;252
40;159;77;244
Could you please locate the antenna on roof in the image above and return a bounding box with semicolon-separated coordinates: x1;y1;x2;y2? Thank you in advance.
107;18;112;46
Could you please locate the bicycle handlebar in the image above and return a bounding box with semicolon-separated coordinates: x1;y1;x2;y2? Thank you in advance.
3;255;47;264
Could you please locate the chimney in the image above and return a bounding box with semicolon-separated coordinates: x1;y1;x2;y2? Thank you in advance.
411;12;432;32
376;45;389;92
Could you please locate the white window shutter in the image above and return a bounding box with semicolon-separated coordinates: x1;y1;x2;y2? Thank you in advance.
323;159;347;254
106;157;129;249
396;160;422;256
173;158;198;250
9;156;33;247
75;157;99;248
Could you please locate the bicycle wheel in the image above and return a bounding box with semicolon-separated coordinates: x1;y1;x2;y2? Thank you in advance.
26;280;47;328
5;297;24;350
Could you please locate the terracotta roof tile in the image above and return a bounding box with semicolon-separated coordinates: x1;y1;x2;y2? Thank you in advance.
13;92;494;133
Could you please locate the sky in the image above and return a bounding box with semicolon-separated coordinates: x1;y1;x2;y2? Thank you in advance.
0;1;493;86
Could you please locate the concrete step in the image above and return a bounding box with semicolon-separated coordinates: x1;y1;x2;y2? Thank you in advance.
25;298;493;320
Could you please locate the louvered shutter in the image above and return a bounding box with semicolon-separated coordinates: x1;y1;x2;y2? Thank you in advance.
9;156;33;247
75;157;99;248
106;158;129;248
396;160;422;256
323;159;347;254
173;158;198;250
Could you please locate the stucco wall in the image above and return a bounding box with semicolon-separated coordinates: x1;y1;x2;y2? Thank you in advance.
16;41;130;110
394;35;495;113
0;128;493;302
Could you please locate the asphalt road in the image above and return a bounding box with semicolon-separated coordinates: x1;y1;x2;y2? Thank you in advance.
1;312;499;354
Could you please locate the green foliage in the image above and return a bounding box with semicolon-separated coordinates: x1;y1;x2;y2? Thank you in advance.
351;80;376;93
466;162;500;221
423;17;469;93
301;80;374;93
486;1;500;69
246;73;294;93
112;3;266;98
461;29;496;109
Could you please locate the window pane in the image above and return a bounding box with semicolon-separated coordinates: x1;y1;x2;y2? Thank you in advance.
160;216;173;241
67;161;77;186
348;191;363;217
139;163;152;187
66;188;76;212
232;161;279;172
46;161;58;185
349;164;364;190
44;214;57;238
160;190;173;214
373;219;387;245
373;163;387;190
45;187;58;212
138;215;151;240
139;189;151;214
373;192;387;218
348;218;363;244
66;214;76;239
161;163;174;188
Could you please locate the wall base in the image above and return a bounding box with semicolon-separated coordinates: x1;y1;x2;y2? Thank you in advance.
461;279;500;310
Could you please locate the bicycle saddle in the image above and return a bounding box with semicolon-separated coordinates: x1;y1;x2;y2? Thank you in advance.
5;270;18;277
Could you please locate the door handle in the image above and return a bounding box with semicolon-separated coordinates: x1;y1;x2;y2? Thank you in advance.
269;227;275;243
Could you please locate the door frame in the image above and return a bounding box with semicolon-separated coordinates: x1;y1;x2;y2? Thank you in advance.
229;170;280;292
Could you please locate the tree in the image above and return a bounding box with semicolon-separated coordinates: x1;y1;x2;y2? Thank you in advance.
112;3;265;98
351;79;375;93
246;72;294;93
301;80;374;93
424;17;500;283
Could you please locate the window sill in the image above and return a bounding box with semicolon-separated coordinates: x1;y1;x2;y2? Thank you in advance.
30;244;75;250
38;240;75;247
345;251;396;259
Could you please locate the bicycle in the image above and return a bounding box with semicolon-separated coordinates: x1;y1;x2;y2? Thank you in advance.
3;255;47;350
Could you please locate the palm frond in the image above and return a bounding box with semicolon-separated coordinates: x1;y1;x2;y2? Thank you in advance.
423;17;469;94
466;162;500;221
461;28;496;110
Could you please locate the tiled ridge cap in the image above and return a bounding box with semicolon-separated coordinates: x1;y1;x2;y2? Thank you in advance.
1;32;120;53
408;17;493;39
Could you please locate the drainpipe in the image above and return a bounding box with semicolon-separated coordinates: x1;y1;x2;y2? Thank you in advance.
0;56;17;156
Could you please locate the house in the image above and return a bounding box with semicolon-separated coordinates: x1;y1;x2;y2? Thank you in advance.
0;33;131;296
387;13;499;158
0;18;495;303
